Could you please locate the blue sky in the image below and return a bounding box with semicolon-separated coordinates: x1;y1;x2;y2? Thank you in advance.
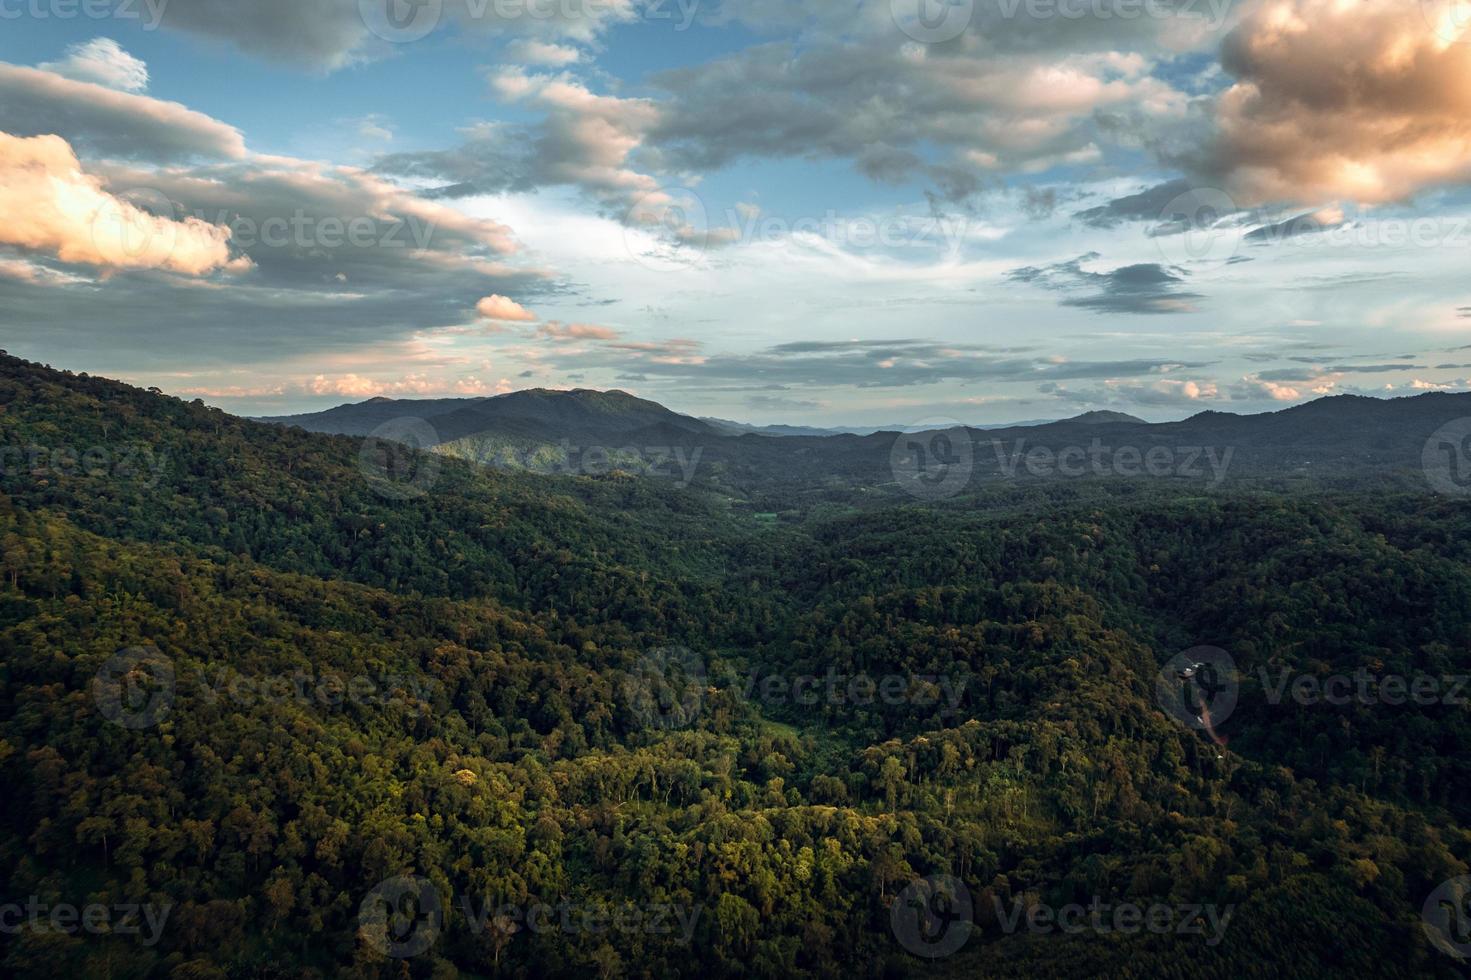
3;0;1471;425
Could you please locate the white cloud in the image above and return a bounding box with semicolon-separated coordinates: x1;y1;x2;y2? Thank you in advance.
38;38;149;92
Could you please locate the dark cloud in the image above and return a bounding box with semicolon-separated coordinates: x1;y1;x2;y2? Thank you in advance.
1010;253;1203;315
1245;210;1343;244
0;63;245;162
1072;179;1192;229
149;0;637;70
527;332;1205;391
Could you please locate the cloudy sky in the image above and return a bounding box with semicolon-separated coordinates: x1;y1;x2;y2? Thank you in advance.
4;0;1471;425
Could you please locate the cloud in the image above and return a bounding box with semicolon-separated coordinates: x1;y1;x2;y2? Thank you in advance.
646;42;1186;197
375;71;661;216
1073;178;1193;228
0;132;249;276
1009;253;1203;315
1042;378;1222;407
521;335;1204;390
478;294;538;321
150;0;638;71
38;38;149;92
355;114;394;141
507;40;583;66
1193;0;1471;205
0;61;246;162
537;321;619;341
1244;205;1346;244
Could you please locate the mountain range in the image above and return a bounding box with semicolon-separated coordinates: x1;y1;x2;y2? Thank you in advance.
258;386;1471;500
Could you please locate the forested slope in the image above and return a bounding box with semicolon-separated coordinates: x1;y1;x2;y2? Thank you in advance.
2;354;1468;978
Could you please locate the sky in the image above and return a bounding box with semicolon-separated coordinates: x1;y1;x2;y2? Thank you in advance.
3;0;1471;426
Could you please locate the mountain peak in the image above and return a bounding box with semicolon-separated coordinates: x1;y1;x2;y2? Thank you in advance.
1069;410;1147;425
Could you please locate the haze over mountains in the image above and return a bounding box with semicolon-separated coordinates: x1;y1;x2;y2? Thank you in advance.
257;386;1471;497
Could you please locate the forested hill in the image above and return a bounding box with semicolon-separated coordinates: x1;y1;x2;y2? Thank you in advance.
2;352;1470;978
259;387;721;445
260;378;1471;510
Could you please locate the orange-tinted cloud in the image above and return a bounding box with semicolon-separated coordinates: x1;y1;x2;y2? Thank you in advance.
1206;0;1471;205
477;293;537;321
0;131;251;276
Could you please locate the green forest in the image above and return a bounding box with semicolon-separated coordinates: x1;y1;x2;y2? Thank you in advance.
3;353;1470;978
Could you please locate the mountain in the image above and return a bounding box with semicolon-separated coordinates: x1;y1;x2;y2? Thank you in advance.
701;417;1065;437
260;387;721;445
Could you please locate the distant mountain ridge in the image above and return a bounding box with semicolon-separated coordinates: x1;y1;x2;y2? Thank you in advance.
259;388;720;445
255;384;1471;493
262;390;1087;443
